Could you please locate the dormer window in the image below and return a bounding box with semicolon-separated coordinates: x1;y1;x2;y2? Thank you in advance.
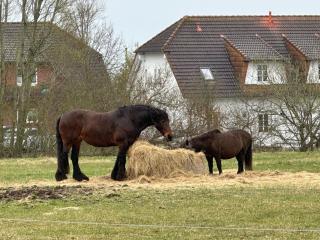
200;68;214;80
257;64;268;82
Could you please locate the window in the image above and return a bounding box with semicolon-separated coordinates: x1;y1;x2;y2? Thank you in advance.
31;70;38;86
258;114;269;132
257;64;268;82
200;68;214;80
16;69;38;87
16;75;22;86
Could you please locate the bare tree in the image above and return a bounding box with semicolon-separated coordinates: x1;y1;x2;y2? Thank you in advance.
224;61;320;151
0;0;12;154
267;62;320;151
12;0;67;155
59;0;123;75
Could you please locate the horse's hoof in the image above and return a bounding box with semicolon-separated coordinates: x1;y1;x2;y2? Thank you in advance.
237;171;244;174
73;173;89;181
111;171;117;180
113;174;126;181
55;171;68;181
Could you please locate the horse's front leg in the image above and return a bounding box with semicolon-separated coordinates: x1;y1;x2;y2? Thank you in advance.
215;157;222;175
205;155;214;175
111;144;129;181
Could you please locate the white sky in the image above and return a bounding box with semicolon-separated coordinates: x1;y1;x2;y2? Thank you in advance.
104;0;320;49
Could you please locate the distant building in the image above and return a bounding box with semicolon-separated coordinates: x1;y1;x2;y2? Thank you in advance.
0;22;107;129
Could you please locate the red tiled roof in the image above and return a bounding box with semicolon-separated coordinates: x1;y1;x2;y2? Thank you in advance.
136;15;320;98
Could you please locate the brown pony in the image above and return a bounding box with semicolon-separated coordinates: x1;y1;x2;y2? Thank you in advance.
182;129;252;174
55;105;173;181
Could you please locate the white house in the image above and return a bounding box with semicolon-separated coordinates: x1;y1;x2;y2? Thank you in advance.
135;14;320;149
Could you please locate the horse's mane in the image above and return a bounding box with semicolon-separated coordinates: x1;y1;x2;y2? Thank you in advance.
118;105;168;120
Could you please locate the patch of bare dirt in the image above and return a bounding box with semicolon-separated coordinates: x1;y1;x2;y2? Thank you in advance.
0;185;94;202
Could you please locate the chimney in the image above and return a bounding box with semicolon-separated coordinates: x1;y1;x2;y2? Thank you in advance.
268;11;273;24
196;23;203;32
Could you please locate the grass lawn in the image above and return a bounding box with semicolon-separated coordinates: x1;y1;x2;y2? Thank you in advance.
0;151;320;239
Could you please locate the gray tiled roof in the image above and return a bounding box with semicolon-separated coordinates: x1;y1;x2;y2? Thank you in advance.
283;33;320;60
0;22;103;63
136;15;320;98
221;34;284;61
0;22;107;83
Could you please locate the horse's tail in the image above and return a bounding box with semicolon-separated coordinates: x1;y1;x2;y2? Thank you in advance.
245;140;253;171
56;117;69;175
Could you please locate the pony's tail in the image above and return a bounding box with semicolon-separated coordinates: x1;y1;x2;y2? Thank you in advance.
56;117;69;178
245;141;253;171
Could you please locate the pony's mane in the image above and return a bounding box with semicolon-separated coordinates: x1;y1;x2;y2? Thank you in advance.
195;129;221;140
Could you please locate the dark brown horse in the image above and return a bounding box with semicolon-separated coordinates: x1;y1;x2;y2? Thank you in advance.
55;105;173;181
182;129;252;175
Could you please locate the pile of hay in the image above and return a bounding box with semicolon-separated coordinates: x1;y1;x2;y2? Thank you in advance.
127;141;206;179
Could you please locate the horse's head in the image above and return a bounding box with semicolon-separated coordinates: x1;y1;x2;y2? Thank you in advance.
152;108;173;141
181;138;202;152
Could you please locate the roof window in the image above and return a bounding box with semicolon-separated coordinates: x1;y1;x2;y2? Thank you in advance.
200;68;214;80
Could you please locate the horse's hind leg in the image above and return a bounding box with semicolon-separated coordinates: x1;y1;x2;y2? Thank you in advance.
71;141;89;181
55;144;70;181
236;151;245;174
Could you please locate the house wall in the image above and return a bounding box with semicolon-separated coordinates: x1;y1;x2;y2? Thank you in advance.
136;53;180;90
1;63;54;128
215;97;290;148
307;60;320;83
4;63;54;86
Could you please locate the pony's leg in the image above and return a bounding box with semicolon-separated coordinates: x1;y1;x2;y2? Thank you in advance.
111;144;129;181
215;157;223;174
55;144;71;181
236;152;245;174
205;155;214;175
71;141;89;181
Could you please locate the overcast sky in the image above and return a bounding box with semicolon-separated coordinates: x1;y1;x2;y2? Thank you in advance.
104;0;320;49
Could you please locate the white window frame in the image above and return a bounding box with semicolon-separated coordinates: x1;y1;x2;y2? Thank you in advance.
258;113;269;133
16;69;38;87
200;67;214;80
16;75;22;86
257;64;268;82
31;68;38;86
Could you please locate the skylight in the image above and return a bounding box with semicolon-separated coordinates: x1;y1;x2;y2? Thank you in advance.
200;68;214;80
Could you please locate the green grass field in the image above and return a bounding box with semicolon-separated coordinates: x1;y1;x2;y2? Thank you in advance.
1;151;320;239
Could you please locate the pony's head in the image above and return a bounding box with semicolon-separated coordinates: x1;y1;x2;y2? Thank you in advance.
181;138;202;152
151;108;173;141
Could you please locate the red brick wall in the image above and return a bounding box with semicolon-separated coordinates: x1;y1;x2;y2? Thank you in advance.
4;63;54;87
2;63;54;127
